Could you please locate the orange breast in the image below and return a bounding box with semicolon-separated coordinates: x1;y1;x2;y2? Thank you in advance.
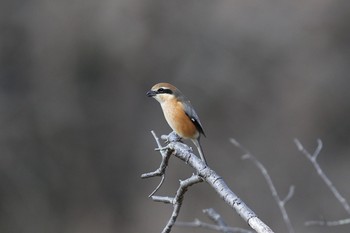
161;100;198;139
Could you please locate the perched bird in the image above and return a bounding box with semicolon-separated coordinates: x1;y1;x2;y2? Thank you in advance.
146;83;207;165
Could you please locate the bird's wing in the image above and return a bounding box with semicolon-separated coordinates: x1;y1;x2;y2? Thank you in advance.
181;98;206;137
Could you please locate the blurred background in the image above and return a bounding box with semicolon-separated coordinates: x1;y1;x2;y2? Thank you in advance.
1;0;350;232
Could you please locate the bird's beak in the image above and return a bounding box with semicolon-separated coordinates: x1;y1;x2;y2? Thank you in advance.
146;90;157;97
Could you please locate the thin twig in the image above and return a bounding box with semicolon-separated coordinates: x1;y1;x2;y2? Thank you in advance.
148;175;166;197
160;174;203;233
141;131;173;197
175;207;252;232
305;218;350;227
204;208;231;232
281;186;295;206
152;196;174;204
294;138;350;225
230;138;295;233
176;218;253;233
141;131;172;179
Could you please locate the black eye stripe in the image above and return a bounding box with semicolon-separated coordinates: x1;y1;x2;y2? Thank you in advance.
157;88;173;94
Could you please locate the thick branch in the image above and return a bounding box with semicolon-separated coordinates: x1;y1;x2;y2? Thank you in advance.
166;141;274;233
142;132;274;233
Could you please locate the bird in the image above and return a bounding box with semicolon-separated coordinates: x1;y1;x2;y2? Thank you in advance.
146;82;207;165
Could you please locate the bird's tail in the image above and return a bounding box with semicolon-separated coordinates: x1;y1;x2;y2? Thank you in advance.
192;138;207;165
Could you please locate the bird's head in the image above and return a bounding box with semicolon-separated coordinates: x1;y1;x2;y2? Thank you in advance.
146;83;179;104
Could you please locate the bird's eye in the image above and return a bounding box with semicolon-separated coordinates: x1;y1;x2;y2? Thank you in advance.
157;87;172;94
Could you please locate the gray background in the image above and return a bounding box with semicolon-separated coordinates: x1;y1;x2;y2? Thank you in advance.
1;0;349;232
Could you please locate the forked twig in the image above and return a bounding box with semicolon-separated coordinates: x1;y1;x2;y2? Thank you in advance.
230;138;295;233
152;174;203;233
294;138;350;226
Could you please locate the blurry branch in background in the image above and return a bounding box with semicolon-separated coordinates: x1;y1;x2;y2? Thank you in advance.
294;139;350;227
304;218;350;227
230;139;295;233
177;208;253;233
141;131;274;233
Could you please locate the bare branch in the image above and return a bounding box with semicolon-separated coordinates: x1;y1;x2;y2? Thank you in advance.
141;131;172;179
151;196;174;204
305;218;350;227
169;142;273;233
148;175;166;197
281;186;295;206
294;138;350;225
204;208;230;231
143;131;274;233
161;174;203;233
141;131;173;197
152;130;163;148
230;138;295;233
177;218;253;233
176;208;252;233
313;139;323;160
294;139;350;214
205;208;231;233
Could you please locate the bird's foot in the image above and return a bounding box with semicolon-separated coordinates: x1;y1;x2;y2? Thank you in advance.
162;131;182;144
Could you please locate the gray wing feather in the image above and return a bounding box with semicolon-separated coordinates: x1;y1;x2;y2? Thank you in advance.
181;96;206;137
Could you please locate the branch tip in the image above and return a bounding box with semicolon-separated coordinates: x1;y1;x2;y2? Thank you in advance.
313;139;323;159
293;138;303;151
229;138;239;147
